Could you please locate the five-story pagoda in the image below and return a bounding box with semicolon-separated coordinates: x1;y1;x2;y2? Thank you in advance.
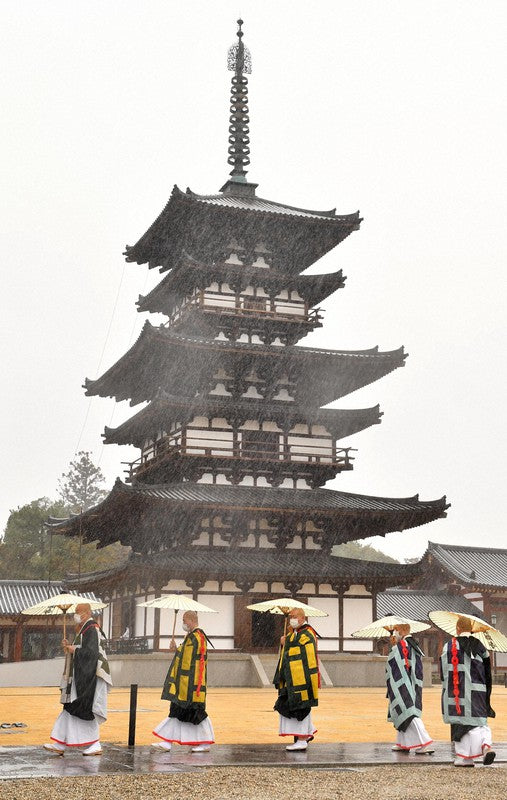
51;22;448;652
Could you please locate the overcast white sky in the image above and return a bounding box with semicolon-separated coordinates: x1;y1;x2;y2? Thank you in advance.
1;1;506;560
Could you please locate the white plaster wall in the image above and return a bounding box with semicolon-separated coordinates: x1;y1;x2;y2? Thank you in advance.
221;581;240;593
210;383;232;396
273;389;293;400
262;420;282;432
307;597;339;647
197;473;214;483
345;585;371;596
275;302;304;316
238;534;257;547
144;605;155;637
162;580;189;592
225;253;242;265
344;639;374;652
102;605;110;636
251;582;269;593
197;594;235;638
134;604;145;636
343;597;373;637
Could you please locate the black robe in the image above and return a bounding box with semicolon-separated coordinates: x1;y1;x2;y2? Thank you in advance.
63;619;99;721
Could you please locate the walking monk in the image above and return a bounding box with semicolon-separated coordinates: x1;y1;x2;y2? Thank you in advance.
440;615;496;766
274;607;319;751
44;602;112;756
386;623;434;754
152;610;214;752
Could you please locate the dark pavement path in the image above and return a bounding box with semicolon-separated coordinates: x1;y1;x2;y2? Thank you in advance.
1;742;506;779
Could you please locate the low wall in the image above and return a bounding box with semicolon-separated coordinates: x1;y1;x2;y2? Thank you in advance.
320;654;433;688
109;652;261;688
0;656;64;687
0;653;433;688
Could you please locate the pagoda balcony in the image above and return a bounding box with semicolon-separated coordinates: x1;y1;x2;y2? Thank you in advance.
167;290;323;339
123;434;355;486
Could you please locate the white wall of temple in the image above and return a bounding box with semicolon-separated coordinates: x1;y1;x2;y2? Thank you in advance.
104;581;378;653
342;596;375;652
102;605;111;638
307;596;340;650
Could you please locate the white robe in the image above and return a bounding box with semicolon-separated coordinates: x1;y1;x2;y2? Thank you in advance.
278;712;316;738
50;675;109;747
153;715;215;746
455;725;492;760
395;717;432;750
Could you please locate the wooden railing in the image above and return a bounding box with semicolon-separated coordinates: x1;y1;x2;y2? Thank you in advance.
169;293;322;326
124;437;355;481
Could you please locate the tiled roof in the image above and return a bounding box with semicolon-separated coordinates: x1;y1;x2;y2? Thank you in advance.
107;481;446;514
0;580;97;615
48;479;448;552
84;321;406;406
103;391;381;447
377;587;485;622
68;548;419;589
124;185;361;271
186;189;354;221
137;263;346;315
427;541;507;589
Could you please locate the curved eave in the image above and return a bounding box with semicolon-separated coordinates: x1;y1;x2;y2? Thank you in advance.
137;264;346;315
84;322;407;406
124;185;361;270
47;479;449;550
66;549;421;594
103;396;382;447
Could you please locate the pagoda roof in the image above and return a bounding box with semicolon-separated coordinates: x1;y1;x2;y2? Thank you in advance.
137;258;346;316
423;541;507;591
377;587;485;623
67;548;422;594
103;390;382;447
84;321;406;407
47;478;448;551
124;185;361;273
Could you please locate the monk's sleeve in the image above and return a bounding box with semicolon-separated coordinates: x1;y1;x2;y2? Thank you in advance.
73;626;99;698
483;653;495;717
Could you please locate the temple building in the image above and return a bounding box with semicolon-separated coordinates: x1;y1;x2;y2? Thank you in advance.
50;21;448;653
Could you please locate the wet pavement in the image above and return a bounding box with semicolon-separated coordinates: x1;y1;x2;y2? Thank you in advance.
0;742;506;778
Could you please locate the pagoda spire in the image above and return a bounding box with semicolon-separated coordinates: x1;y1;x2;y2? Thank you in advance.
221;19;257;195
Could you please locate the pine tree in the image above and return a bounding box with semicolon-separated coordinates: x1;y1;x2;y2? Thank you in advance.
57;451;107;512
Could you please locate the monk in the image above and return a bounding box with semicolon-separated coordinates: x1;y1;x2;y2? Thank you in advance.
152;610;214;752
273;607;319;751
440;615;496;766
44;603;112;756
386;623;434;754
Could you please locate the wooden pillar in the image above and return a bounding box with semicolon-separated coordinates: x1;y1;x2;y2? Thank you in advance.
153;584;162;651
14;621;24;662
338;590;344;652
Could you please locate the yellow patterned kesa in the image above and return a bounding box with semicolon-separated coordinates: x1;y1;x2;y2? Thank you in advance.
274;625;319;712
161;629;207;708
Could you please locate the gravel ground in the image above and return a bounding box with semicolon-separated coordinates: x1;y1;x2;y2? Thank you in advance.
2;766;506;800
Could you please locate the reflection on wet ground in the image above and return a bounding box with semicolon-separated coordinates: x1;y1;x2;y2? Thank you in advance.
1;742;506;778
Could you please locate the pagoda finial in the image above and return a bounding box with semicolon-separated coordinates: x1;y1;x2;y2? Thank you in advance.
226;19;252;184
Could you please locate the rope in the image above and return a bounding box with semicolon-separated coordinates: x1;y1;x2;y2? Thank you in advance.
451;637;462;715
74;261;127;456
